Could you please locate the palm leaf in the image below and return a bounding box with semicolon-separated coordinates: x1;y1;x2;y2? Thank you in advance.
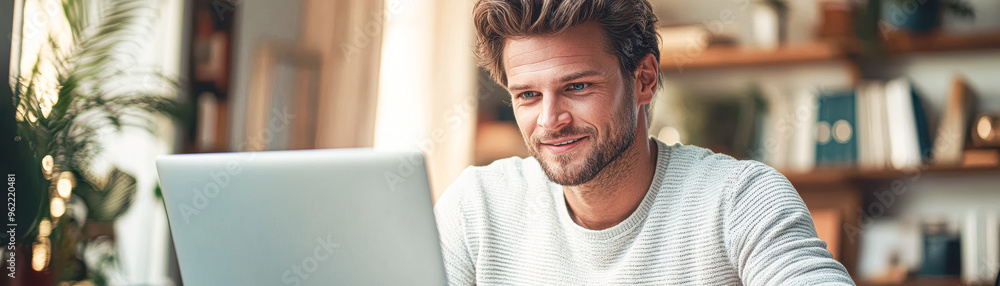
16;0;187;229
74;169;137;222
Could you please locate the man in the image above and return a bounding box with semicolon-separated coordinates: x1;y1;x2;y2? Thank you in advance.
434;0;855;285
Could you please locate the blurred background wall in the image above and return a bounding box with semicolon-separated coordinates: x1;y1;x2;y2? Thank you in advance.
4;0;1000;285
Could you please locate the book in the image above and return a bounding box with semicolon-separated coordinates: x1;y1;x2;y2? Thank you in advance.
873;81;892;170
885;77;932;170
756;83;791;169
816;90;857;167
920;221;962;276
857;82;871;168
985;211;999;284
857;81;889;170
788;88;818;172
934;75;976;166
856;220;922;282
848;78;933;171
962;211;1000;284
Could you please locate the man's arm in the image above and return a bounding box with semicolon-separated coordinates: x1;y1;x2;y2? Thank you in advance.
434;169;477;285
724;162;856;285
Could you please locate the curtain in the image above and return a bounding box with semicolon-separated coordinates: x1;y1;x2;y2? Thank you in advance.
374;0;477;202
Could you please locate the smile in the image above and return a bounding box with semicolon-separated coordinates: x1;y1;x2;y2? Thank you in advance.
551;138;582;146
541;136;587;155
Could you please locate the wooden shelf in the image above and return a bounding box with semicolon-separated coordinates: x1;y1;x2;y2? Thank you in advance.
882;31;1000;53
659;31;1000;72
660;41;845;72
782;165;1000;189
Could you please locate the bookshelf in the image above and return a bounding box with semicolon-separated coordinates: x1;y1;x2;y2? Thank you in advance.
660;41;846;72
659;30;1000;73
880;31;1000;53
783;165;1000;189
656;29;1000;285
857;276;963;286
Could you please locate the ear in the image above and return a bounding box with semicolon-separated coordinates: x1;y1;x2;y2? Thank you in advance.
633;53;659;105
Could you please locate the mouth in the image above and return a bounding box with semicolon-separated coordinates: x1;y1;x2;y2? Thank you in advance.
541;136;587;154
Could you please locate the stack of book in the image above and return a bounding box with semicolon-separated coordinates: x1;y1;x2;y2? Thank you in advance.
852;78;933;171
757;77;934;171
960;211;1000;284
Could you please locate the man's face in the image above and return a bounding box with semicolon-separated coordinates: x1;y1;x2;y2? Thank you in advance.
503;22;638;186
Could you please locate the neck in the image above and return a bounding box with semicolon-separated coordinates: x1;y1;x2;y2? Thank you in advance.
564;120;658;230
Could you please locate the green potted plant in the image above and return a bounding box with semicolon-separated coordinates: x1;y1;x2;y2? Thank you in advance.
12;0;186;284
881;0;975;33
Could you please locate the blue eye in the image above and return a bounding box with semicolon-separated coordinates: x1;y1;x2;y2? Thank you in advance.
519;91;539;99
569;83;589;90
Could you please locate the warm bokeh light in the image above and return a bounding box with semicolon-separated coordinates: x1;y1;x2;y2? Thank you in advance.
50;197;66;218
39;218;51;237
56;171;74;198
41;155;54;177
31;240;50;271
976;116;993;140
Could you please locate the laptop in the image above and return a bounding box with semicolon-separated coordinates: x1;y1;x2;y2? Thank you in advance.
155;148;446;285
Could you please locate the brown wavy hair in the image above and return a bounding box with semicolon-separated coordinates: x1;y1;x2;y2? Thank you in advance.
473;0;661;87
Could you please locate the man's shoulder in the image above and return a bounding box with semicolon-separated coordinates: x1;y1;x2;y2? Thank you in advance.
661;143;787;195
666;144;759;179
452;155;545;191
470;155;543;179
436;156;549;213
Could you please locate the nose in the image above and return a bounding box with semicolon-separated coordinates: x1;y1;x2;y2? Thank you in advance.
537;94;571;131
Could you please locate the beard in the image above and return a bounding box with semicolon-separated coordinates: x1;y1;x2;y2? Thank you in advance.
527;90;638;186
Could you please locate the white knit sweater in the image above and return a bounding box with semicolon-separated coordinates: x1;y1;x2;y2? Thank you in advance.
434;138;855;285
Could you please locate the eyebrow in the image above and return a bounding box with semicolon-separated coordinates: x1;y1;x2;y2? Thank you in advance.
507;70;603;92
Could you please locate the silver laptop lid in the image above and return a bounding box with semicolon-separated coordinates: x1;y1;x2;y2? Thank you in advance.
156;149;445;285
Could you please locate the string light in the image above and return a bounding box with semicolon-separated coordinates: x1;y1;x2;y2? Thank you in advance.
50;197;65;218
41;155;54;178
56;171;74;198
38;218;51;237
31;239;50;271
